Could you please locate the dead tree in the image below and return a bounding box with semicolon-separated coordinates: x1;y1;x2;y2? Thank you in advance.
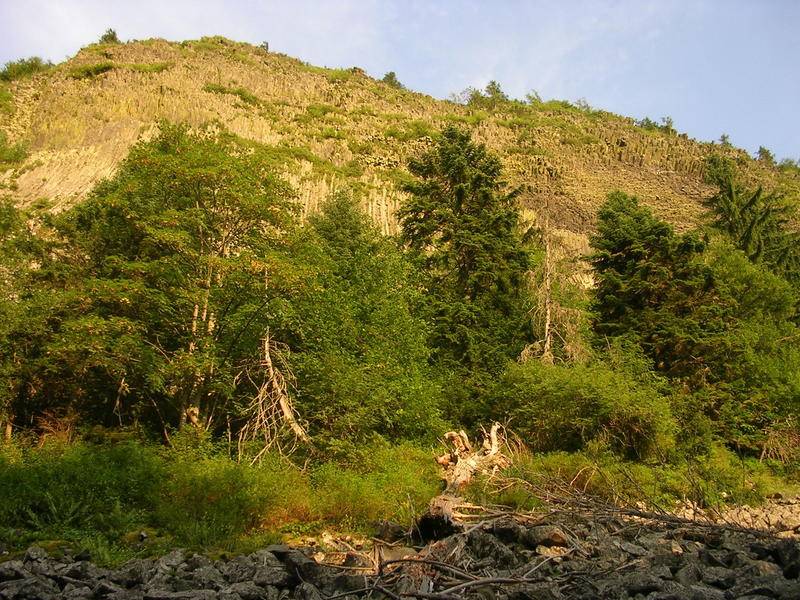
236;329;310;462
417;423;510;541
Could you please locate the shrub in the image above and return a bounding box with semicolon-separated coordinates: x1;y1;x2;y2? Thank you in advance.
202;83;261;106
488;359;675;459
0;57;53;82
311;441;440;528
0;132;27;165
99;29;120;44
69;62;115;79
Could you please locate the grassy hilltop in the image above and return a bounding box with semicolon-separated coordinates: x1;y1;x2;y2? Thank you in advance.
2;36;796;241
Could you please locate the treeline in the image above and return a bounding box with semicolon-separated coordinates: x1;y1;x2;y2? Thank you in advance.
1;122;799;467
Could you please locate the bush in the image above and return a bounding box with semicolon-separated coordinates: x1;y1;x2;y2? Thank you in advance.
99;29;120;44
157;452;311;547
311;441;440;528
0;132;27;165
488;359;675;459
69;62;115;79
0;57;53;82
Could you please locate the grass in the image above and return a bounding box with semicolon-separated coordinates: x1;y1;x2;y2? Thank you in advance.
69;62;116;79
203;83;261;107
0;434;440;566
127;62;172;74
0;132;28;168
467;444;797;515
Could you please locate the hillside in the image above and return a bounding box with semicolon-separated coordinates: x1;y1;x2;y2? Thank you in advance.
2;36;796;262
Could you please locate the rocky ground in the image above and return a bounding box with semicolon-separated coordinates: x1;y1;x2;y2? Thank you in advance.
1;499;799;600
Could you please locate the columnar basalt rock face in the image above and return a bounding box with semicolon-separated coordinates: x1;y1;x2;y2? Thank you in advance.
2;38;794;251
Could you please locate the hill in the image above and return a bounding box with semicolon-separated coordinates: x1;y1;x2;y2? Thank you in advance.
2;36;797;265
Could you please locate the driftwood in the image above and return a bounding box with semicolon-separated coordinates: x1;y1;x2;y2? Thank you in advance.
417;424;510;541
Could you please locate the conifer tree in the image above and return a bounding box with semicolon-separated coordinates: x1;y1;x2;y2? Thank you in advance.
399;126;531;378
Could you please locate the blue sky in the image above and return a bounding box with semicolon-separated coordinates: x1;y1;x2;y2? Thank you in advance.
1;0;798;161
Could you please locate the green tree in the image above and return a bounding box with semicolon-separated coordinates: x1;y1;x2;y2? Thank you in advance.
702;155;800;285
283;192;443;446
590;191;800;451
380;71;405;90
399;126;531;422
589;191;725;379
35;124;298;434
99;29;120;44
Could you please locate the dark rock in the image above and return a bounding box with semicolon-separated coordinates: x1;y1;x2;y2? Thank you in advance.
686;584;725;600
324;573;368;595
185;566;224;590
468;529;517;567
0;576;59;600
62;585;94;600
507;582;564;600
293;582;323;600
219;556;256;583
143;591;217;600
93;579;125;597
110;559;154;588
154;550;187;572
523;526;568;548
675;563;702;586
700;566;736;589
22;547;48;564
0;561;30;583
700;549;733;568
373;520;407;543
621;572;664;595
253;565;293;589
227;581;268;600
491;518;527;545
107;590;145;600
773;538;800;579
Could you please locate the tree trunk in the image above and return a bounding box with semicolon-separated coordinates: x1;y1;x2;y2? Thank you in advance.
417;424;510;541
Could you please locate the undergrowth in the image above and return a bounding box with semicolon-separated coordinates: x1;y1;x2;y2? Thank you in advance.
0;434;439;566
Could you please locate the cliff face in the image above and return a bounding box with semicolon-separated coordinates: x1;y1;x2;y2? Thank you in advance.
0;36;794;257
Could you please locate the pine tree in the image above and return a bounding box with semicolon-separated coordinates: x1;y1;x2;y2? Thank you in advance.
399;126;531;376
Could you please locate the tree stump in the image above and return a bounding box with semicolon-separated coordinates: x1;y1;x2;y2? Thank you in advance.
417;423;510;541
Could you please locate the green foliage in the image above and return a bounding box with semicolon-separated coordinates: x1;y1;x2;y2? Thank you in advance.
127;62;171;74
488;357;675;459
757;146;776;166
285;191;444;444
590;191;722;379
381;71;405;90
10;124;298;432
399;126;532;425
590;190;800;452
311;441;440;528
702;155;800;284
385;119;434;141
203;83;261;106
0;437;441;562
0;132;28;166
99;29;121;44
635;116;676;135
69;62;115;79
0;57;53;82
400;126;531;369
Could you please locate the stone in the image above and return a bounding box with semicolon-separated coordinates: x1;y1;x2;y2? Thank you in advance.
227;581;268;600
293;582;323;600
22;546;48;563
0;561;30;583
524;526;569;548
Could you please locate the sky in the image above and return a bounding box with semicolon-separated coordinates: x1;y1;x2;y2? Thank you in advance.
1;0;798;161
